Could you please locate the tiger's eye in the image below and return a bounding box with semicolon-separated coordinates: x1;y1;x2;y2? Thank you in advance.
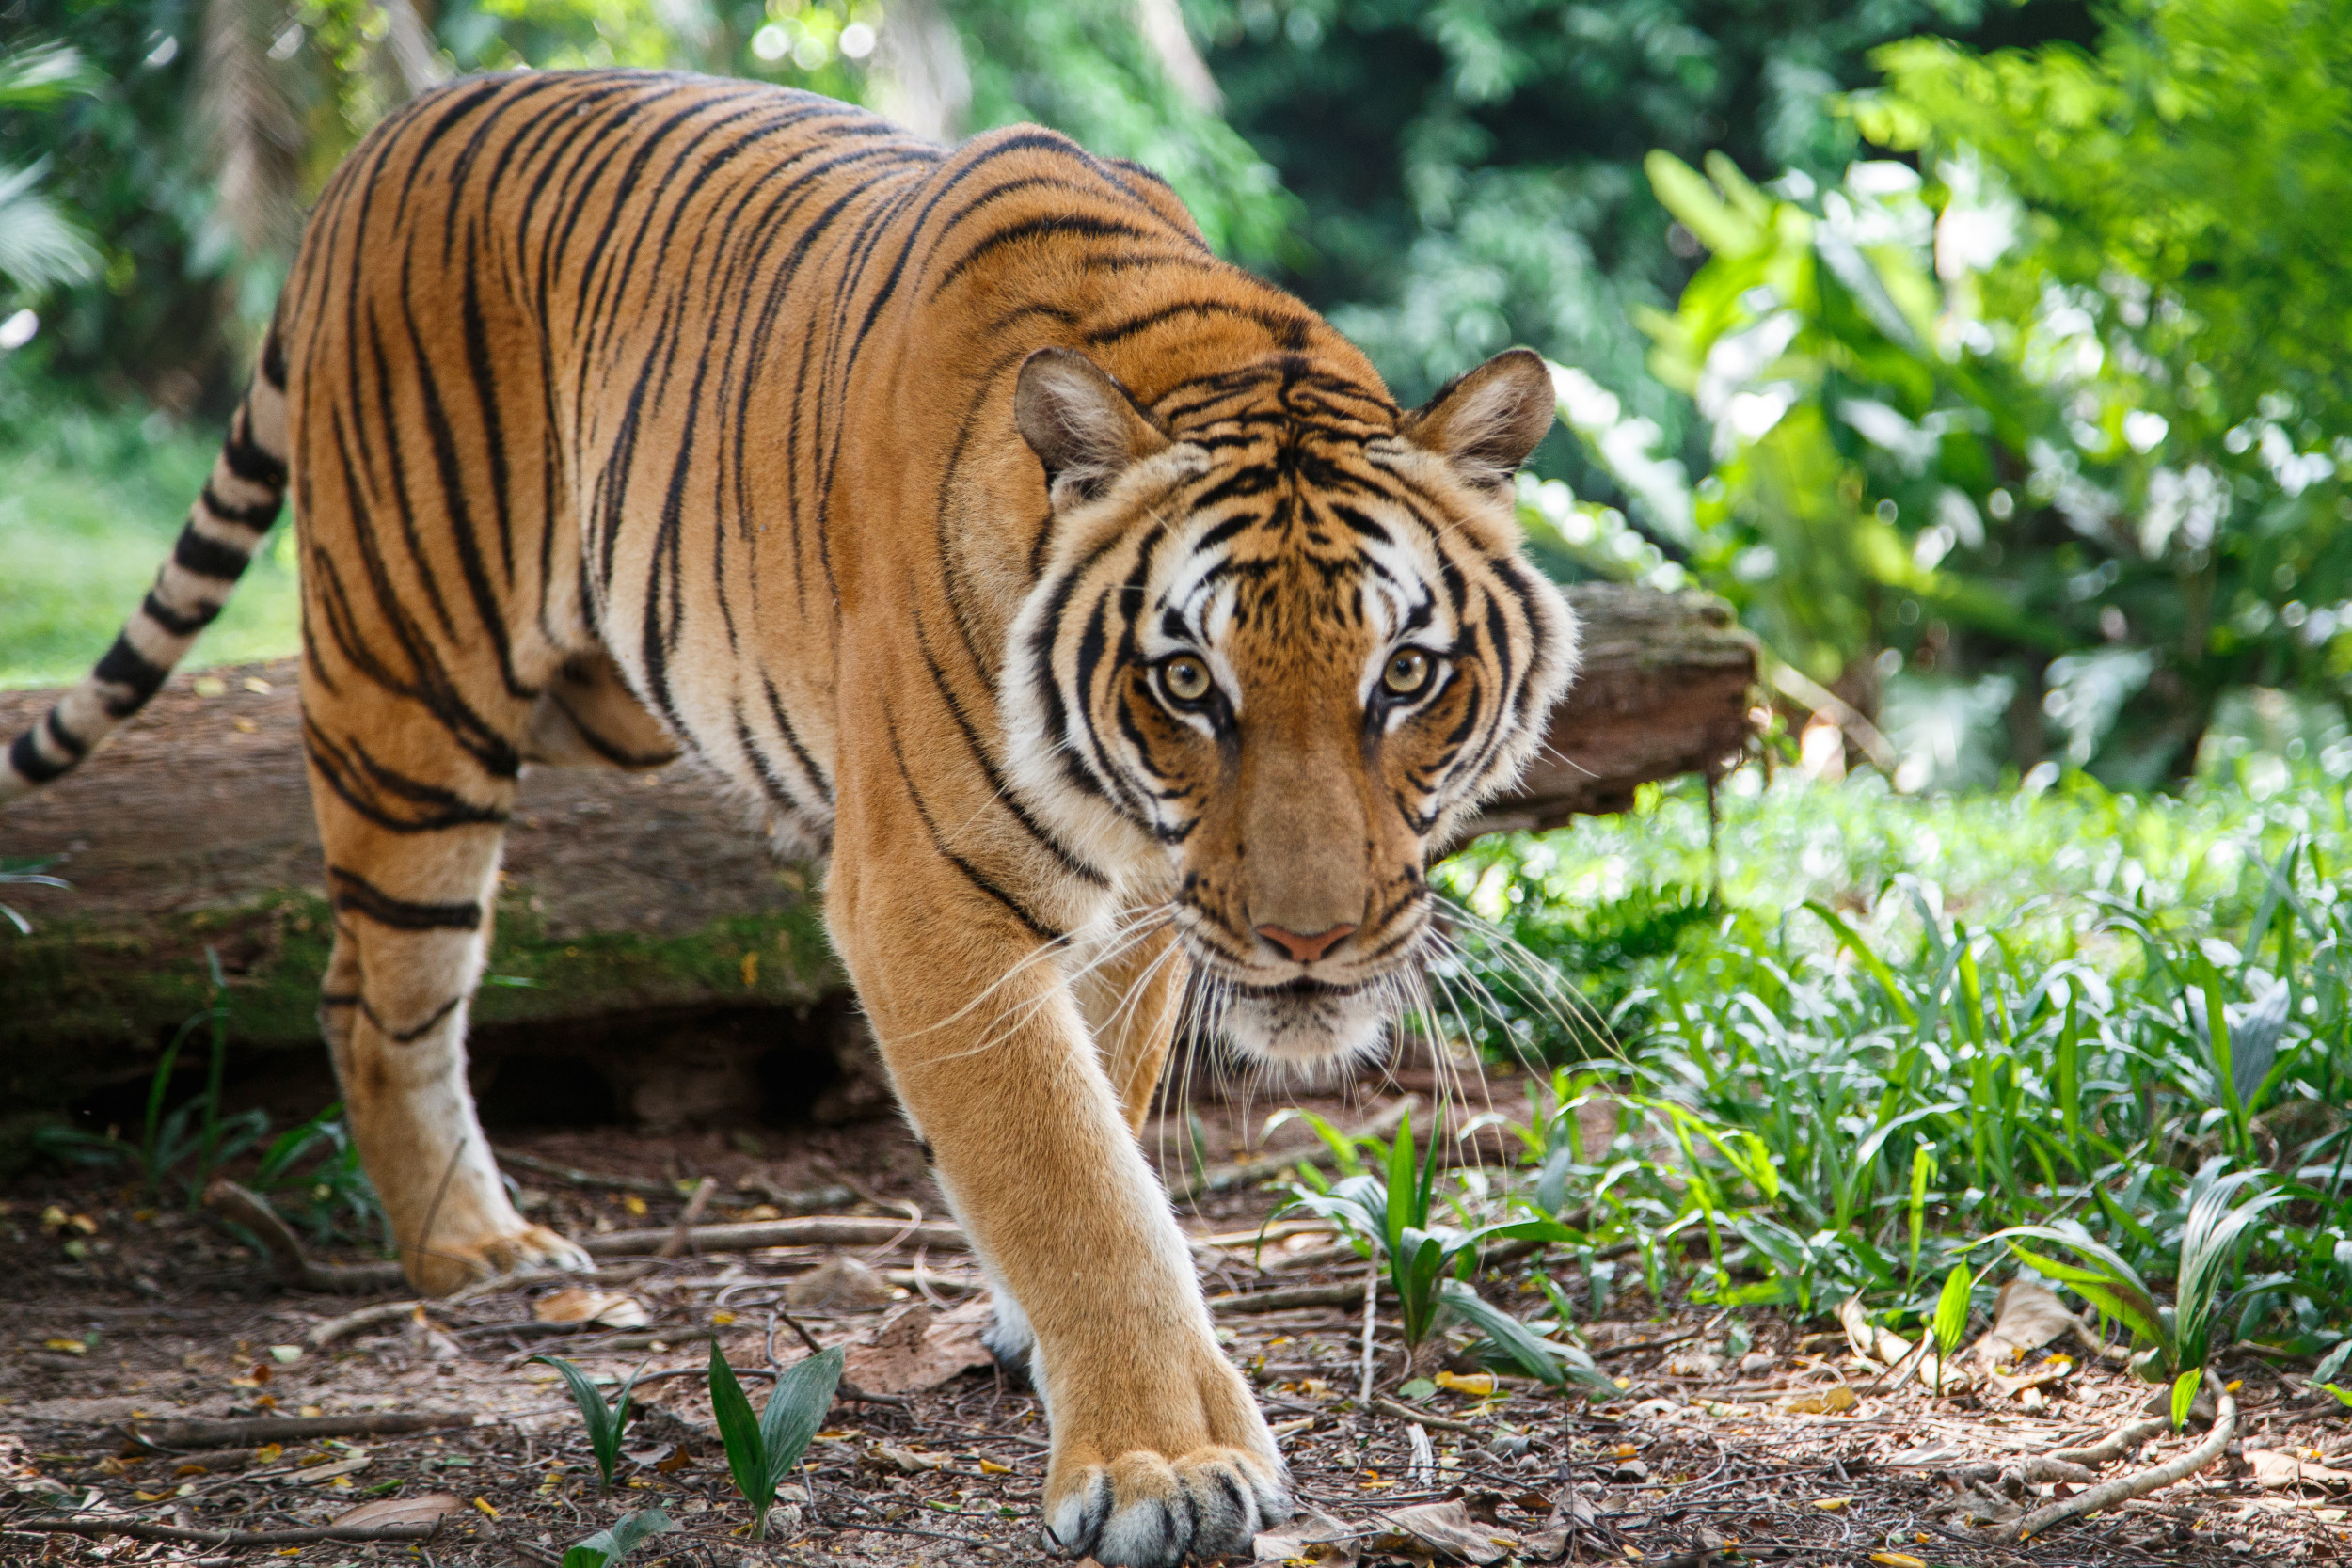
1161;655;1213;704
1383;649;1432;697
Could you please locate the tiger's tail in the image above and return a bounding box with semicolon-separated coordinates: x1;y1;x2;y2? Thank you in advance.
0;332;292;803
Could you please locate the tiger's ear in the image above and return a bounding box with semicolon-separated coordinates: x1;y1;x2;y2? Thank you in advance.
1399;347;1556;491
1015;348;1170;508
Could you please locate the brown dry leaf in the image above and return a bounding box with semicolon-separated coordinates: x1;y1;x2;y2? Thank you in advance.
330;1491;464;1528
2248;1449;2352;1491
874;1443;953;1474
840;1299;995;1395
1987;1353;2075;1400
785;1255;895;1309
1253;1508;1361;1565
532;1289;648;1329
1775;1385;1858;1415
1969;1279;2079;1371
1372;1499;1519;1564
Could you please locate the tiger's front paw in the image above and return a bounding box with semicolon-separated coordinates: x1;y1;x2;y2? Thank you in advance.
1044;1444;1289;1566
406;1222;591;1295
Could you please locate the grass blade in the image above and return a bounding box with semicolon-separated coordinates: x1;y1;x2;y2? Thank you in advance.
758;1345;844;1501
563;1507;676;1568
529;1354;622;1491
707;1339;771;1526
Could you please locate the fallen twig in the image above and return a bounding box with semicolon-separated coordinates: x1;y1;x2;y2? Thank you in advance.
1210;1281;1386;1314
583;1216;966;1258
1371;1397;1483;1433
2015;1370;2236;1541
306;1263;615;1347
658;1177;720;1259
494;1148;850;1213
1168;1097;1417;1201
120;1411;475;1450
203;1180;407;1293
12;1518;443;1546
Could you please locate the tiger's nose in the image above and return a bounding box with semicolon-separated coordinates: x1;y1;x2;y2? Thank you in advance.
1255;923;1358;965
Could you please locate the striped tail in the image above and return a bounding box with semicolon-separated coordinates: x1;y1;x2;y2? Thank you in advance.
0;335;292;802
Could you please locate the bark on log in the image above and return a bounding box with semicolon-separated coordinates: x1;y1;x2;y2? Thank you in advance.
0;584;1752;1116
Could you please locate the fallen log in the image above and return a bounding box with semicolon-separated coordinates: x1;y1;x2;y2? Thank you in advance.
0;584;1755;1115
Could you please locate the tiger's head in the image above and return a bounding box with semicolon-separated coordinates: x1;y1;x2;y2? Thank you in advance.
1003;346;1577;1069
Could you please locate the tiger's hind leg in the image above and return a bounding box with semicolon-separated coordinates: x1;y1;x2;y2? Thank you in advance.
307;681;589;1294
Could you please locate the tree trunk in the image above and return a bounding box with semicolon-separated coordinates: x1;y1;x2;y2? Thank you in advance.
0;584;1754;1124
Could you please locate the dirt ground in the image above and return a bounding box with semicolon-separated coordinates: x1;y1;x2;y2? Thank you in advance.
3;1068;2348;1568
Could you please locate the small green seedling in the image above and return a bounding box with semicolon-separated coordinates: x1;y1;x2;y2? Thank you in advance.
707;1338;843;1537
531;1354;645;1493
563;1507;675;1568
1930;1261;1973;1394
2169;1367;2204;1432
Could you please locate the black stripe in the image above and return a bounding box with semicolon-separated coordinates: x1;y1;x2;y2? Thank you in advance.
930;214;1161;298
912;614;1107;887
172;524;252;582
43;708;88;758
304;718;513;834
92;634;170;716
8;727;70;784
327;866;483;931
882;707;1061;943
220;429;289;489
200;484;282;530
139;589;216;639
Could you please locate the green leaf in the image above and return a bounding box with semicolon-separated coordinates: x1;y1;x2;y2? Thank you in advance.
1396;1378;1438;1401
562;1507;676;1568
2320;1384;2352;1409
1932;1261;1974;1358
530;1354;624;1491
758;1346;844;1500
707;1338;771;1521
1990;1226;2165;1345
1438;1277;1614;1394
2169;1369;2202;1432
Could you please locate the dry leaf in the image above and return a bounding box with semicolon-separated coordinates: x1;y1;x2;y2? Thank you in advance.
1969;1279;2080;1371
1869;1554;1928;1567
330;1492;464;1528
874;1444;952;1474
785;1255;895;1310
2248;1449;2352;1491
1253;1507;1360;1565
291;1455;372;1484
1434;1370;1497;1398
1987;1353;2075;1400
1775;1386;1858;1415
840;1299;995;1395
532;1289;648;1329
1372;1499;1519;1564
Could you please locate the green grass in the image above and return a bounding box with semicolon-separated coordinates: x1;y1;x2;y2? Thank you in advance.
1422;761;2352;1367
0;390;300;688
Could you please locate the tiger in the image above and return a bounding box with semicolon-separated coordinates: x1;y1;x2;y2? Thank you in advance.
0;69;1578;1566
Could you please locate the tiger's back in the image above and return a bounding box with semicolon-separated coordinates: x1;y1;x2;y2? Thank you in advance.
278;69;1375;869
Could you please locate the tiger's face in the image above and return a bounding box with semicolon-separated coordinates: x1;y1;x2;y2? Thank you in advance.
1005;347;1577;1068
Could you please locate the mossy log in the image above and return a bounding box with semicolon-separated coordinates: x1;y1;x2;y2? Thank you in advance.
0;584;1754;1119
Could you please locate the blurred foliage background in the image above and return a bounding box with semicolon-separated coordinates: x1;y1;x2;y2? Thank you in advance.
2;0;2345;789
